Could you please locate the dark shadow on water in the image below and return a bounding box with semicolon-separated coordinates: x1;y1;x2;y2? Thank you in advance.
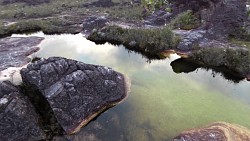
63;102;132;141
171;58;245;83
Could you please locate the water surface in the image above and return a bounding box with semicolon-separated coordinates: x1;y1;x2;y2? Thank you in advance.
13;32;250;140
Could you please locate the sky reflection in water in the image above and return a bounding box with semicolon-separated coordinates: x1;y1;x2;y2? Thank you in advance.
13;32;250;140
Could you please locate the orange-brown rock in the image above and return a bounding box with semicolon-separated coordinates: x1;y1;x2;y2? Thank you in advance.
174;122;250;141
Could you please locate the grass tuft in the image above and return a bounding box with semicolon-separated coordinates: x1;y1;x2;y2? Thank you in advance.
191;47;250;75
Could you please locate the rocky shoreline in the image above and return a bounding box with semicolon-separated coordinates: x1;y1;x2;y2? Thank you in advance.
0;57;130;140
87;0;250;81
0;0;250;140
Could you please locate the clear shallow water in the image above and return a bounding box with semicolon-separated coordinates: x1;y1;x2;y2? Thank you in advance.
13;32;250;140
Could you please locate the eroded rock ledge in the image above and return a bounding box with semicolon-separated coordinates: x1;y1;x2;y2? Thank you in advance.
0;36;44;71
174;122;250;141
20;57;130;134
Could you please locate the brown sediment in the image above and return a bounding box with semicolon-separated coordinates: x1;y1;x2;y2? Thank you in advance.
158;49;190;58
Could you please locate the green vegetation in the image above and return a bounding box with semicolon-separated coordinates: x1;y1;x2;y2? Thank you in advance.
88;25;180;57
230;39;250;49
170;10;200;30
0;17;81;37
191;47;250;75
104;5;144;21
0;0;143;37
141;0;169;12
0;0;91;19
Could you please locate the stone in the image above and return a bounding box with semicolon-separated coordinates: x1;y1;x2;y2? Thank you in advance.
0;81;45;141
170;0;247;38
82;16;108;35
173;29;206;51
21;57;130;134
144;10;173;26
0;36;44;71
174;122;250;141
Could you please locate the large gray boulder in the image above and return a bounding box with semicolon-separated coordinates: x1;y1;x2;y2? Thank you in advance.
20;57;130;134
0;81;45;141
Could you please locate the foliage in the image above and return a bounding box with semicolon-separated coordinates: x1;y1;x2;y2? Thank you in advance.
141;0;169;12
170;10;200;30
230;39;250;49
88;25;180;58
191;47;250;75
0;18;79;37
104;5;144;21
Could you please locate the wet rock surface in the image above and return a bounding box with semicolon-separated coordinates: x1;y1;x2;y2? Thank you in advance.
21;57;130;134
0;36;44;71
0;81;45;141
174;122;250;141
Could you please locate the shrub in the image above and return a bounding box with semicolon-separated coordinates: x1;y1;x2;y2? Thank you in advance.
141;0;169;12
170;10;200;30
191;47;250;75
88;25;180;57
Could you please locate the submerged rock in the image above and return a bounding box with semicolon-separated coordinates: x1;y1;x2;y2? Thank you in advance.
21;57;130;134
0;36;44;71
53;110;126;141
0;81;45;140
174;122;250;141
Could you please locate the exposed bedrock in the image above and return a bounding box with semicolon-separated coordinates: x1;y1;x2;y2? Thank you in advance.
0;36;44;71
20;57;130;134
0;81;45;141
171;0;247;37
174;122;250;141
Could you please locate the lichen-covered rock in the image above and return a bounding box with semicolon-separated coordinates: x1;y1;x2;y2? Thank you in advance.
174;122;250;141
0;81;45;141
20;57;130;134
0;37;44;71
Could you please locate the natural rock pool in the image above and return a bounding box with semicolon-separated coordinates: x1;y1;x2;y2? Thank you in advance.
13;32;250;140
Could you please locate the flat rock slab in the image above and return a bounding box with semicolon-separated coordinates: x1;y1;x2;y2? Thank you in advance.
0;36;44;71
0;81;45;140
21;57;130;134
174;122;250;141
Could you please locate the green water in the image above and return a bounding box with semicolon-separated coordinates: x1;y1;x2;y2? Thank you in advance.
14;33;250;140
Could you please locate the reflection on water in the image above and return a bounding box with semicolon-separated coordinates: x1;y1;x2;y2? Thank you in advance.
13;32;250;140
171;58;245;83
